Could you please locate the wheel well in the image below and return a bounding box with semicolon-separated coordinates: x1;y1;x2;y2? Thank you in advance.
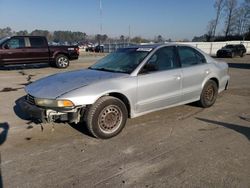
55;53;69;60
209;77;219;88
108;93;131;118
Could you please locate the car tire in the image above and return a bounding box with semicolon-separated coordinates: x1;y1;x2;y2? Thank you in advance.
85;96;128;139
55;54;69;68
198;80;218;108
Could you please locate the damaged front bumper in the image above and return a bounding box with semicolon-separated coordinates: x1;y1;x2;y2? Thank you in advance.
18;97;83;124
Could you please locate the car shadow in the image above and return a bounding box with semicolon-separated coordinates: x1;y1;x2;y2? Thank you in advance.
0;122;10;188
187;101;201;107
0;63;52;70
0;122;9;146
69;122;94;138
196;117;250;141
228;63;250;69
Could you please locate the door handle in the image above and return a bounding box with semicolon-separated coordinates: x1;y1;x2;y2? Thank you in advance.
175;75;181;80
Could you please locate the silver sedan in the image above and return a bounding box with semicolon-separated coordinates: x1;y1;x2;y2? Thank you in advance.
20;44;230;139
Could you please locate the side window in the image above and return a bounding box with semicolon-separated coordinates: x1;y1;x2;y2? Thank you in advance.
142;46;178;73
5;38;25;49
29;37;46;48
178;46;206;67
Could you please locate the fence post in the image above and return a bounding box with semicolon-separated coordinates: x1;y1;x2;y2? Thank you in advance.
210;43;213;56
247;42;249;54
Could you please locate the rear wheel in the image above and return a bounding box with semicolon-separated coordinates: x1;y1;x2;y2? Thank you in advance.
198;80;218;108
55;54;69;68
240;51;244;57
84;96;128;139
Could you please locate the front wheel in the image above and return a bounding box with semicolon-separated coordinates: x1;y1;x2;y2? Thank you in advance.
198;80;218;108
55;54;69;68
85;96;128;139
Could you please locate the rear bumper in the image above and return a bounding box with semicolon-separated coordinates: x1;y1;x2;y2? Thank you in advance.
68;52;79;60
69;55;79;60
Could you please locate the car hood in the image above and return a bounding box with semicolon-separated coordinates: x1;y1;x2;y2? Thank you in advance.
25;69;128;99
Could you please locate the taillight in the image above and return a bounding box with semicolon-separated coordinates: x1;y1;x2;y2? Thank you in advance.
76;47;79;54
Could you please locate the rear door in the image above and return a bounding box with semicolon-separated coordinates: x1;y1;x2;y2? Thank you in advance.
26;36;49;63
136;46;182;114
178;46;211;102
1;36;27;65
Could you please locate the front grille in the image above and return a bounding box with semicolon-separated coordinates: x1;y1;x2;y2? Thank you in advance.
26;94;35;105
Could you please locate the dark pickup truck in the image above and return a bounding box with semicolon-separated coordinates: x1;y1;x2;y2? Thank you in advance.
0;36;79;68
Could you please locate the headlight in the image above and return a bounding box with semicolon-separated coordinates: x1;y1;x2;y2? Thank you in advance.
35;98;74;107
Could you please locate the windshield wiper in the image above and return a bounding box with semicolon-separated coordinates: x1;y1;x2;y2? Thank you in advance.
88;67;128;74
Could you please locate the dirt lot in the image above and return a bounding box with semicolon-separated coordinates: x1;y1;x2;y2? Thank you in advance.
0;54;250;188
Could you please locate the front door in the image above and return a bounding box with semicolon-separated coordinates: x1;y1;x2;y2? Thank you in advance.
1;37;27;65
136;46;182;114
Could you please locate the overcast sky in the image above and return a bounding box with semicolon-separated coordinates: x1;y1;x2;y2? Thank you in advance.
0;0;243;40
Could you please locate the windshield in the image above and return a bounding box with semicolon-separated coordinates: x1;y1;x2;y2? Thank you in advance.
224;45;234;49
89;48;151;74
0;37;9;45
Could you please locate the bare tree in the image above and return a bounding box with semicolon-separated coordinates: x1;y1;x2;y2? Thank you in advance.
234;6;248;35
212;0;225;37
224;0;237;37
227;0;250;36
241;0;250;34
206;20;216;41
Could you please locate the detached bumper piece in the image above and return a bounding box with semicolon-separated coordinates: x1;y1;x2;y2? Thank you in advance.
46;109;80;123
18;98;46;123
19;96;82;124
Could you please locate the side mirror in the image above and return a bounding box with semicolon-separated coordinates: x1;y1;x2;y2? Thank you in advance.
140;63;158;74
3;43;9;49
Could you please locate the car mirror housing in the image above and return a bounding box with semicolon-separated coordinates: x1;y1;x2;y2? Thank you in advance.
140;63;158;74
3;43;9;49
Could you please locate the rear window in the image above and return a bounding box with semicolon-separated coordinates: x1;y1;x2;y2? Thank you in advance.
178;46;206;67
29;37;46;48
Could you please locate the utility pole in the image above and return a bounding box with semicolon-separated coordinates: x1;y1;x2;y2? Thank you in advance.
128;25;131;44
99;0;102;35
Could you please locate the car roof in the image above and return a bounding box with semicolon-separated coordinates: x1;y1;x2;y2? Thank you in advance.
122;43;183;50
